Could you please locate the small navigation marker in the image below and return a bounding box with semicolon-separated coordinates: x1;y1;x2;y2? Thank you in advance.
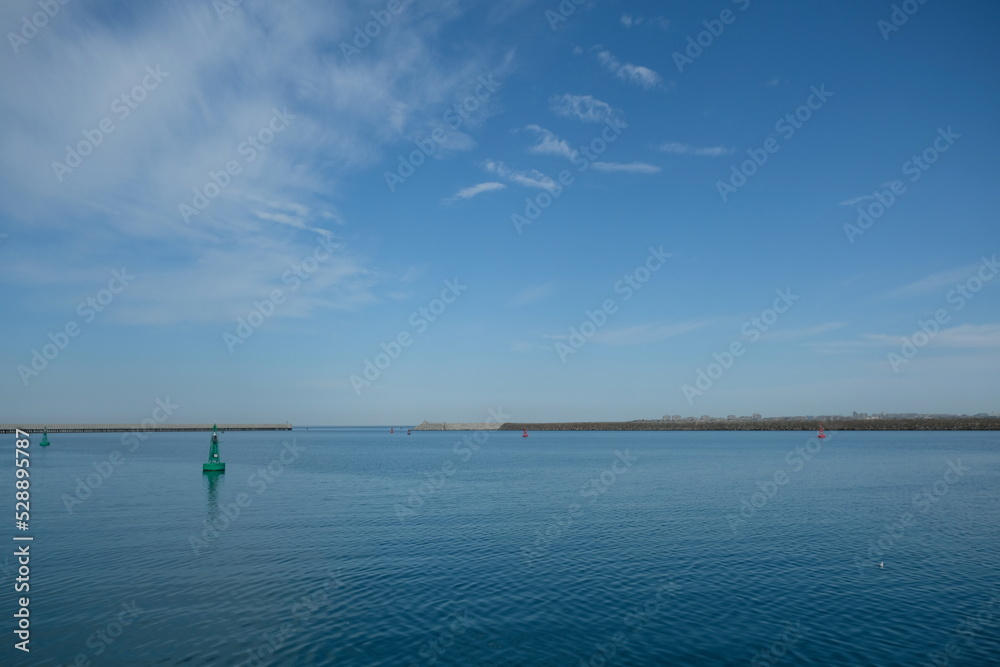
202;424;225;473
39;428;50;447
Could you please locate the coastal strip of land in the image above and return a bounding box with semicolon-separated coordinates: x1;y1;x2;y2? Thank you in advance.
496;418;1000;431
0;423;292;433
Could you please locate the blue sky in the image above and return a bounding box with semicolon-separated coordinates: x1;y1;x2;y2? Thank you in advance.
2;0;998;425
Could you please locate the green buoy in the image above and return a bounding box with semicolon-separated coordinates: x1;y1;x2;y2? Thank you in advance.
202;424;225;473
39;429;50;447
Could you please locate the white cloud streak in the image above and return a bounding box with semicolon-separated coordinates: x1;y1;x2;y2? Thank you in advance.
549;94;622;124
443;181;506;203
591;321;710;346
595;49;662;90
480;159;556;190
590;161;661;173
657;142;734;157
523;126;660;174
759;322;844;342
525;125;577;159
508;282;555;307
885;263;988;298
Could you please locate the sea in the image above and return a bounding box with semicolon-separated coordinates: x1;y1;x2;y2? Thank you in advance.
3;427;998;666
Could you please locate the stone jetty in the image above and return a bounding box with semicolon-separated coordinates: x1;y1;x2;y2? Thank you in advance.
0;423;292;434
411;421;503;431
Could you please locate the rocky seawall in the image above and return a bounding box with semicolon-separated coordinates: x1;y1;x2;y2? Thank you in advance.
412;422;503;431
0;423;292;433
497;418;1000;431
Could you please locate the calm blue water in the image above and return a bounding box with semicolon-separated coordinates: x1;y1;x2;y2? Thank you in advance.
3;428;999;666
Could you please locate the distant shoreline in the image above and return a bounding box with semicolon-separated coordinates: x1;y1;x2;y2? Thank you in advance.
496;418;1000;432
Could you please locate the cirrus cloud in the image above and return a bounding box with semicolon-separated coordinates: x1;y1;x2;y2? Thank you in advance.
443;181;506;204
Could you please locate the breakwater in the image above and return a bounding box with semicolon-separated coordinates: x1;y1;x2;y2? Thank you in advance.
497;418;1000;431
0;423;292;433
411;422;502;431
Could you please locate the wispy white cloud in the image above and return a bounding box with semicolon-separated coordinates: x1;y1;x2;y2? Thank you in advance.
866;324;1000;348
511;340;551;352
508;282;555;307
595;49;663;90
480;160;556;190
524;125;577;159
805;337;896;354
252;205;331;235
839;194;876;206
547;321;709;345
759;322;844;342
885;262;990;298
806;323;1000;354
657;142;733;157
840;182;902;206
591;161;661;174
254;211;306;228
549;94;623;124
398;264;429;284
247;197;312;219
443;181;506;204
591;321;710;346
114;237;379;325
522;127;659;175
620;15;670;30
0;1;507;323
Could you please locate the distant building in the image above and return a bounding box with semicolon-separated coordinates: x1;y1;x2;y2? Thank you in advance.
727;415;737;420
752;413;761;421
